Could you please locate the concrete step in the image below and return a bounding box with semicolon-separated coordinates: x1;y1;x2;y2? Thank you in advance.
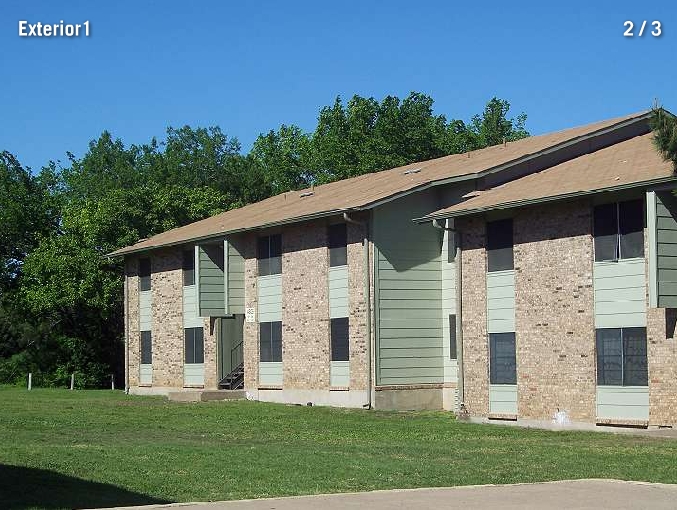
167;390;246;403
201;390;245;401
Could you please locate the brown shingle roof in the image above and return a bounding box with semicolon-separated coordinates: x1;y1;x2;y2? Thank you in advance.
421;132;675;220
109;111;649;256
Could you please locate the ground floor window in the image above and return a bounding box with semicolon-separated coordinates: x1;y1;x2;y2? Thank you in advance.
140;331;152;364
260;321;282;362
184;327;204;364
330;317;349;361
489;332;516;384
596;327;647;386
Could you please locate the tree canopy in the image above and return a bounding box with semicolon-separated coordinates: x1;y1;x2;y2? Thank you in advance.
651;106;677;168
0;93;528;387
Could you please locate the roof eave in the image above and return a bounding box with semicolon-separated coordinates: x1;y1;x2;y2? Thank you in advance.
106;208;358;257
414;176;677;223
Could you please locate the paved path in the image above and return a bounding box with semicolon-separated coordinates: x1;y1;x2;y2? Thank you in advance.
106;479;677;510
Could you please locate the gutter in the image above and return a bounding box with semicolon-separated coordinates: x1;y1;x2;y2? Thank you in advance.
431;220;464;415
343;211;372;410
415;176;677;222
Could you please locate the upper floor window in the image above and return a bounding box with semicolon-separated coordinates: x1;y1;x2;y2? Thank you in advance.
139;258;151;291
328;223;347;267
183;249;195;286
257;234;282;276
594;199;644;262
487;218;513;272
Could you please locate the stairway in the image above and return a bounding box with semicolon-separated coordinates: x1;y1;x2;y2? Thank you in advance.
218;362;244;390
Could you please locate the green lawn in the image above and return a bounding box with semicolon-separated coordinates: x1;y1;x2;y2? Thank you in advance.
1;388;676;509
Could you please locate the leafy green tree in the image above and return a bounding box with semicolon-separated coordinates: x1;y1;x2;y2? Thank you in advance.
0;152;58;290
651;106;677;168
251;125;314;193
466;97;529;149
310;93;528;184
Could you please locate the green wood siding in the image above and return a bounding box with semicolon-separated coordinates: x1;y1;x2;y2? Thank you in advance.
594;259;646;328
489;384;517;414
374;191;444;385
330;360;350;387
656;190;677;307
258;274;282;322
227;240;245;314
259;361;283;386
139;364;152;385
487;270;515;334
182;284;203;328
596;386;649;421
139;290;152;331
328;266;349;319
183;363;204;386
198;244;225;317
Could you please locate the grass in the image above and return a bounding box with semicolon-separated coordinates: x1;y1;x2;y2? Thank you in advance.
1;388;676;509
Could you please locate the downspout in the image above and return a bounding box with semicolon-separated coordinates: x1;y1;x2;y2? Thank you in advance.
343;211;372;410
124;261;130;394
432;219;464;414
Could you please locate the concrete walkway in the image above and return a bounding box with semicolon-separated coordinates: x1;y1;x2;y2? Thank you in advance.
106;479;677;510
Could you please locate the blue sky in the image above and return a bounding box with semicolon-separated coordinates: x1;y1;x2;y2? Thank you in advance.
2;1;675;171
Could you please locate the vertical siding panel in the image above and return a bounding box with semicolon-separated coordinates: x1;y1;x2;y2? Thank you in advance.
373;190;444;385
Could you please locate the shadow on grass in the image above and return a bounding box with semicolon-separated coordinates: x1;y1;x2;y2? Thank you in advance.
0;464;171;509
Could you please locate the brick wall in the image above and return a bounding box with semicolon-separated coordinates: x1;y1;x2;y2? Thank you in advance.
240;217;370;395
513;200;596;422
149;249;184;388
281;222;331;389
458;216;489;416
203;317;218;389
125;257;140;388
242;233;259;390
347;218;369;390
647;306;677;425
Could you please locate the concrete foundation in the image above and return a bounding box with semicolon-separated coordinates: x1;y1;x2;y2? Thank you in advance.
373;387;443;410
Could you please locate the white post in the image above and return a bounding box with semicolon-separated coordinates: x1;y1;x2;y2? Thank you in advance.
28;373;32;391
111;374;115;390
70;373;75;390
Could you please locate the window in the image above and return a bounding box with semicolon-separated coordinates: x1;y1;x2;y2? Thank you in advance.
328;223;347;267
183;249;195;286
449;315;457;360
257;235;282;276
331;317;349;361
139;258;151;291
596;328;648;386
487;219;513;272
140;331;152;364
259;321;282;362
594;199;644;262
184;327;204;364
489;332;516;384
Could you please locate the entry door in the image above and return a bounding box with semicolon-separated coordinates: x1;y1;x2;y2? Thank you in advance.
218;315;244;379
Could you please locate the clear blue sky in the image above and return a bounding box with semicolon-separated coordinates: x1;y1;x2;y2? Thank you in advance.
2;0;675;171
